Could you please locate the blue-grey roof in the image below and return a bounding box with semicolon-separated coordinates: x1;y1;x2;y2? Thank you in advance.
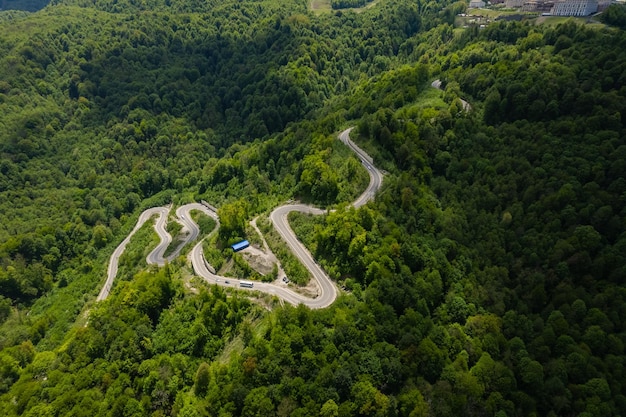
231;240;250;251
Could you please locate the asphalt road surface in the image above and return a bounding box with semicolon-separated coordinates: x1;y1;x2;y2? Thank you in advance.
431;79;471;112
146;203;219;266
97;207;168;301
99;128;383;308
339;127;383;209
98;204;218;301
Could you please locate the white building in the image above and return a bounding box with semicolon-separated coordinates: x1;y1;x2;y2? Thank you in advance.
551;0;598;15
506;0;524;7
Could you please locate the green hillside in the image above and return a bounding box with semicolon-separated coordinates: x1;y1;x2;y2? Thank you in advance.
1;0;625;416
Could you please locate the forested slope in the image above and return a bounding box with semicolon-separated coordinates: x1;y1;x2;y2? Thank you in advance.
0;0;424;308
1;0;625;416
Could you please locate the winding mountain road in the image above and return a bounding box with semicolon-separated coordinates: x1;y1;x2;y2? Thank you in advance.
98;203;218;301
431;79;471;112
97;207;169;301
339;127;383;209
99;128;383;308
147;203;219;266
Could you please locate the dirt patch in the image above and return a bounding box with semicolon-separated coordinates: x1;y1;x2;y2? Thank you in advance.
243;216;322;298
184;280;199;294
310;0;331;10
293;278;320;298
242;245;276;276
248;216;287;279
243;245;321;298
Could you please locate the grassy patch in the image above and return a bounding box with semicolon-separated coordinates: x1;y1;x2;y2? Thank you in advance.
466;8;532;18
287;212;324;255
116;214;162;283
191;211;217;236
244;223;264;248
456;9;540;27
228;252;265;281
203;234;226;272
166;211;217;259
534;15;604;27
309;0;380;13
408;86;448;110
164;217;185;258
166;217;183;237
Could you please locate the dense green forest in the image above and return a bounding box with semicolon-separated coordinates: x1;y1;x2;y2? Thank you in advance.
601;4;626;29
1;0;625;415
